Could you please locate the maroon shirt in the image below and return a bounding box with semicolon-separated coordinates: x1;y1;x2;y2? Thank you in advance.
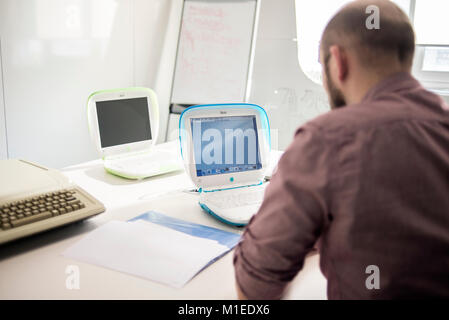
233;72;449;299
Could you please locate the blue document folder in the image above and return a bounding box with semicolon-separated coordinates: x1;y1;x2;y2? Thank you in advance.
128;211;241;249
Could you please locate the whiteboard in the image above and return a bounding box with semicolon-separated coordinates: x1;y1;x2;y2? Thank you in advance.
171;0;257;104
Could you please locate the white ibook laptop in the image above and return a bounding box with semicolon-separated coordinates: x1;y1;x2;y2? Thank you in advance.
87;87;181;180
179;103;271;226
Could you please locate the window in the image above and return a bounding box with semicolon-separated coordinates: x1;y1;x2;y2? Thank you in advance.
295;0;449;92
412;1;449;93
414;0;449;45
294;0;349;85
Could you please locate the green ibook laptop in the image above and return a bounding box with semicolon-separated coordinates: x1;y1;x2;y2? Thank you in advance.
87;87;182;180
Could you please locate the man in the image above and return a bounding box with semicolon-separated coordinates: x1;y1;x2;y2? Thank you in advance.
233;0;449;299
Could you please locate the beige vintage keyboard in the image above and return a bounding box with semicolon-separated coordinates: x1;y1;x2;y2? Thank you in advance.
0;186;105;245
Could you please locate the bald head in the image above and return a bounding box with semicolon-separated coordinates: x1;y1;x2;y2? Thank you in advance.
321;0;415;71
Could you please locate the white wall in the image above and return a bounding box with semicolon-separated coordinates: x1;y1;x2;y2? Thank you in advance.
0;0;172;169
0;38;7;159
153;0;183;143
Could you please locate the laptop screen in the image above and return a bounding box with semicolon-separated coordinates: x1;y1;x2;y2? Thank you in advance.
96;97;152;148
191;115;262;177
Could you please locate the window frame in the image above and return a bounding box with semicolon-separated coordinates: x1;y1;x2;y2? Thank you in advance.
409;0;449;94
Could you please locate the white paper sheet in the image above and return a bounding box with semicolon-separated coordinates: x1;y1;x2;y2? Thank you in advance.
62;220;230;288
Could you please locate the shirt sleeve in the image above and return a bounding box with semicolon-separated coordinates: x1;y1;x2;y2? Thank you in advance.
233;124;332;299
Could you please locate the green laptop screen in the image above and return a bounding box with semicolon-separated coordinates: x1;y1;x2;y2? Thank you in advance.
96;97;152;148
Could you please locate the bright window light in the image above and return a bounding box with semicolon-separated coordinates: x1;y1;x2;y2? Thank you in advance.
414;1;449;45
295;0;349;84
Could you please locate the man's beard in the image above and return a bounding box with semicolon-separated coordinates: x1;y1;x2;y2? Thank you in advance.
324;62;346;110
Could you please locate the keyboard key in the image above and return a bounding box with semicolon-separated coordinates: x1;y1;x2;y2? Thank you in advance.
2;223;11;230
11;211;52;228
67;199;81;205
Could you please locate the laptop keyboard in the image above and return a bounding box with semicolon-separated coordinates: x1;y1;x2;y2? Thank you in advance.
202;186;265;209
108;151;175;171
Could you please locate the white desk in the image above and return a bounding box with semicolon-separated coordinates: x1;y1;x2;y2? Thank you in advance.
0;144;327;299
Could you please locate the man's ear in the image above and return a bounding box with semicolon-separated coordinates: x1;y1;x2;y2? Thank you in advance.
329;45;348;82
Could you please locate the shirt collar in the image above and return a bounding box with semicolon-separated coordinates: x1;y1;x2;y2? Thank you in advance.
361;72;421;103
